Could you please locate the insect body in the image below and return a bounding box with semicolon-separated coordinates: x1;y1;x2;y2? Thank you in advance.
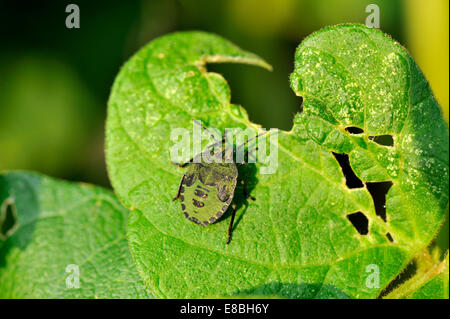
173;121;259;244
175;152;237;225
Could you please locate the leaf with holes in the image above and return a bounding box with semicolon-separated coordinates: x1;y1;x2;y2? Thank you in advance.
106;26;449;298
0;171;152;298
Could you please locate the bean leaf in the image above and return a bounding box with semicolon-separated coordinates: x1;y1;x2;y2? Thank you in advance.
0;172;152;298
408;253;449;299
106;26;449;298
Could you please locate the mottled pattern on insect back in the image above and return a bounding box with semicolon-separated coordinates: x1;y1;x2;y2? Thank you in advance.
173;120;264;244
179;150;237;226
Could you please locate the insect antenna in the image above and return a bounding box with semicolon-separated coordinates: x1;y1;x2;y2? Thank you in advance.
235;129;279;163
192;120;228;162
193;119;222;143
235;130;267;154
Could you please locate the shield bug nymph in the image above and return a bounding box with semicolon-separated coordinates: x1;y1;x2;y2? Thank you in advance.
172;120;266;244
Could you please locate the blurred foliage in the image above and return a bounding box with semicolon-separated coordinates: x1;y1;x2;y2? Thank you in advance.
404;0;449;122
0;57;101;180
0;0;448;249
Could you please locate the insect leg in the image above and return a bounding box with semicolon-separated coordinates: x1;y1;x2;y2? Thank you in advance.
226;203;237;245
234;129;279;162
172;175;185;201
235;141;260;165
172;157;193;168
241;179;256;201
234;130;267;156
194;120;222;143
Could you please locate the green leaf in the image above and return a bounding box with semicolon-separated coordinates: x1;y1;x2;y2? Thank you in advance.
384;249;449;299
0;171;152;298
106;26;449;298
408;253;449;299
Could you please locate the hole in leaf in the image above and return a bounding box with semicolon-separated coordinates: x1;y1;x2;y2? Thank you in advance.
206;63;297;131
369;135;394;147
386;232;394;242
345;126;364;134
332;152;364;189
379;260;417;298
0;198;18;239
346;212;369;235
366;181;393;222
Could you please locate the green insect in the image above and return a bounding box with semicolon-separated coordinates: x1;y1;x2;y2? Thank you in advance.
172;120;264;244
